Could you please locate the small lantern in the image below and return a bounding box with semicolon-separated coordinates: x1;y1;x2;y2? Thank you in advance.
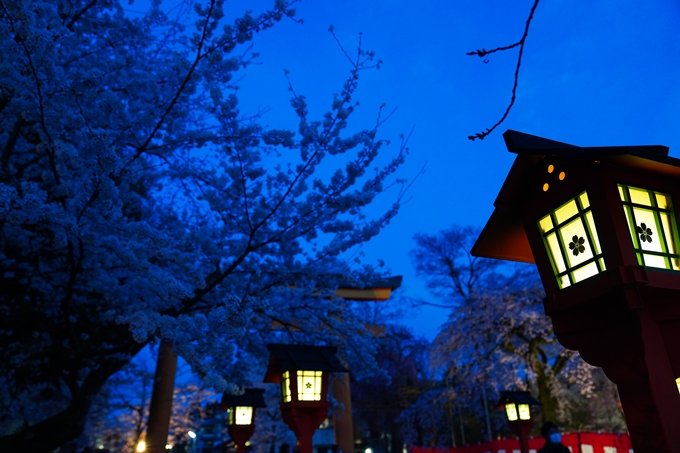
220;388;266;453
496;391;540;453
473;130;680;452
497;391;539;422
264;344;348;453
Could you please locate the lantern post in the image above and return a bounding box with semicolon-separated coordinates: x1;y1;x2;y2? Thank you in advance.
473;130;680;453
220;388;267;453
263;344;348;453
496;391;540;453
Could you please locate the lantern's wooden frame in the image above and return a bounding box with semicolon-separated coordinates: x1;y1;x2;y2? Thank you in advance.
264;344;348;453
474;130;680;453
220;388;267;453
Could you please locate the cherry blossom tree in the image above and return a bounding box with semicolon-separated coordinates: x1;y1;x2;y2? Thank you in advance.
411;225;614;429
0;0;408;451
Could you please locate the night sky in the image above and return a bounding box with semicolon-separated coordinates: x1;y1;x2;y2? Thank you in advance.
222;0;680;338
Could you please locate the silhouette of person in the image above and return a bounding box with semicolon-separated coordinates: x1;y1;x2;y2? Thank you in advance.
537;421;570;453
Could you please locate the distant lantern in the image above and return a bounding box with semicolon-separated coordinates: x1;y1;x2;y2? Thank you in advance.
220;388;267;453
264;343;348;453
473;130;680;452
496;391;540;453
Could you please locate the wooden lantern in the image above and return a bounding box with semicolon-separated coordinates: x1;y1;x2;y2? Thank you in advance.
473;130;680;452
263;344;348;453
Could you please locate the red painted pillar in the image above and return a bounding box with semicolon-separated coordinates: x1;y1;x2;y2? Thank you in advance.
508;421;532;453
281;404;328;453
229;425;256;453
638;307;680;451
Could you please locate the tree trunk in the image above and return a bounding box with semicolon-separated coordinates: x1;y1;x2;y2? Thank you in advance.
145;339;178;453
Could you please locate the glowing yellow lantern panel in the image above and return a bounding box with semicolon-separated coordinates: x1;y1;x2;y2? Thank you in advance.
676;377;680;395
297;370;323;401
281;371;292;403
619;184;680;271
229;406;254;425
538;191;606;289
518;404;531;420
505;403;518;421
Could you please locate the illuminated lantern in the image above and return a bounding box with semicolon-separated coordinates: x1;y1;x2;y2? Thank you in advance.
220;388;266;453
264;344;348;453
473;130;680;453
496;391;540;453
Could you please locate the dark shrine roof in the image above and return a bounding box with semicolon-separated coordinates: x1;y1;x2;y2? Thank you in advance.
220;388;267;409
263;343;348;383
496;390;541;408
471;130;678;263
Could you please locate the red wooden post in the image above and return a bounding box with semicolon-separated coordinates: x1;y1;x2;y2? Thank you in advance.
229;425;255;453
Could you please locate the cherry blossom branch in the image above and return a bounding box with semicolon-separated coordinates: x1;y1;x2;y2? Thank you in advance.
66;0;98;31
0;1;60;183
132;0;218;162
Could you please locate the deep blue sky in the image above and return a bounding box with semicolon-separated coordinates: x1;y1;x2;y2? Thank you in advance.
226;0;680;339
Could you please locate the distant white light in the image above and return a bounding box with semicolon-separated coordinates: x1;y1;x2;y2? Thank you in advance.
136;441;146;452
166;444;173;450
188;431;197;439
366;448;372;453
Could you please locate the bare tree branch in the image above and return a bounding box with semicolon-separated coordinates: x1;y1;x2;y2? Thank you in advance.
467;0;541;141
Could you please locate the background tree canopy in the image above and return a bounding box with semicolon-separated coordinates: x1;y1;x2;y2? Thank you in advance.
407;225;626;444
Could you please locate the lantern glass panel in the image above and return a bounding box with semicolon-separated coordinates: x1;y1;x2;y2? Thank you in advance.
297;370;323;401
229;406;253;425
539;216;554;233
559;218;594;266
619;184;680;271
505;403;518;421
518;404;531;420
676;377;680;395
538;191;606;289
554;200;578;224
572;261;599;282
281;371;292;403
629;187;651;205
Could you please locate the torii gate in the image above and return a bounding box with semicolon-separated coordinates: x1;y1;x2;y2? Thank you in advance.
144;276;402;453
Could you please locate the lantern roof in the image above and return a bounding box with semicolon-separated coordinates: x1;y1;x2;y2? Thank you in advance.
495;390;541;409
220;388;267;409
472;130;678;264
263;343;348;383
